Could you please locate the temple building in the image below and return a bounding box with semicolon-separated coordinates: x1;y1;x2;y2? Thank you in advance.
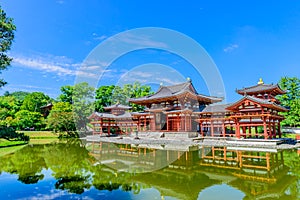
89;78;288;139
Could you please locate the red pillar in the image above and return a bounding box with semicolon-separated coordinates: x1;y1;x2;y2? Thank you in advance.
144;116;147;131
236;119;240;139
211;120;214;137
222;122;225;137
278;121;282;138
200;121;203;136
177;114;180;131
166;114;169;131
263;117;268;139
108;120;111;136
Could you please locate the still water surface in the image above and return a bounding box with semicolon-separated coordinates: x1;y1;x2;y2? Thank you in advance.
0;139;299;200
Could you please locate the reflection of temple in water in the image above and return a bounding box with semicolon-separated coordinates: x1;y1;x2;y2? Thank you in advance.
87;142;297;200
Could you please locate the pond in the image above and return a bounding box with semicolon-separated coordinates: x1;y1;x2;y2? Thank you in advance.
0;139;300;200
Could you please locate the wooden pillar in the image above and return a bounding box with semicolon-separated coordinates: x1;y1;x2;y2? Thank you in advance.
100;119;103;135
138;117;141;131
263;117;268;139
200;121;204;136
273;121;276;138
266;153;270;171
268;118;272;139
278;121;282;138
177;114;180;131
222;122;225;137
108;119;111;136
151;114;155;131
248;126;251;138
242;126;246;138
254;126;258;138
211;120;214;137
166;114;169;131
144;116;147;131
184;114;187;131
236;119;240;139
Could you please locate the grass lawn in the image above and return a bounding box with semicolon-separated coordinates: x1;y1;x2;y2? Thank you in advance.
22;131;59;139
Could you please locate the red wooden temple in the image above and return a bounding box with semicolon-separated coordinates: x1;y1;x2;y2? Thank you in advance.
89;78;288;139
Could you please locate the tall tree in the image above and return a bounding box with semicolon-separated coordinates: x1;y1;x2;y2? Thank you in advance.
95;82;153;112
95;85;115;112
21;92;51;113
0;6;16;87
111;82;153;112
277;77;300;127
59;85;74;104
14;110;44;130
46;102;76;134
72;82;95;130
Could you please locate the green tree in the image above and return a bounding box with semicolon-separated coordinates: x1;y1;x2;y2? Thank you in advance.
46;102;76;135
59;85;74;104
21;92;51;113
72;82;94;130
95;82;152;112
0;95;19;126
278;77;300;127
111;82;153;112
95;85;115;112
14;110;44;130
0;6;16;87
10;91;30;102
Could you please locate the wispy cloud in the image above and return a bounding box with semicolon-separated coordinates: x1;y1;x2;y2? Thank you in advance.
13;57;75;76
92;33;108;41
116;33;168;48
12;54;99;79
156;77;182;85
223;44;239;53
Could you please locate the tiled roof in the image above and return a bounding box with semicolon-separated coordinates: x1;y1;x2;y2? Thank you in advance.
91;112;132;119
236;83;285;95
226;95;288;112
201;103;232;113
129;81;222;104
104;104;131;110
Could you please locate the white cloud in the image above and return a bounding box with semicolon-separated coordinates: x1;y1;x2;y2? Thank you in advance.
13;57;74;75
12;55;99;79
156;77;182;85
116;33;168;48
223;44;239;53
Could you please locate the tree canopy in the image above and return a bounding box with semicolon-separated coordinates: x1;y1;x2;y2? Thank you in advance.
0;6;16;87
278;77;300;127
46;102;76;135
95;82;153;112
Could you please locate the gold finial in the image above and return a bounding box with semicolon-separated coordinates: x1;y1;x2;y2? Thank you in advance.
258;78;264;85
160;82;163;86
187;77;191;82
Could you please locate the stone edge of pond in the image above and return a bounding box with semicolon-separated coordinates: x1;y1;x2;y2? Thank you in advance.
81;135;300;150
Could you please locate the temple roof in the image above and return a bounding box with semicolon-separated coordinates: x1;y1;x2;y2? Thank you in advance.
226;95;288;112
104;103;131;110
236;82;285;95
129;81;222;105
200;103;232;113
89;111;132;119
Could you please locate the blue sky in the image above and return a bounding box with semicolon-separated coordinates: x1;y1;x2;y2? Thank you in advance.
1;0;300;102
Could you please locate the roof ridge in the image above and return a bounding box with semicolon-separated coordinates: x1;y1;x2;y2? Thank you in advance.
238;83;275;91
